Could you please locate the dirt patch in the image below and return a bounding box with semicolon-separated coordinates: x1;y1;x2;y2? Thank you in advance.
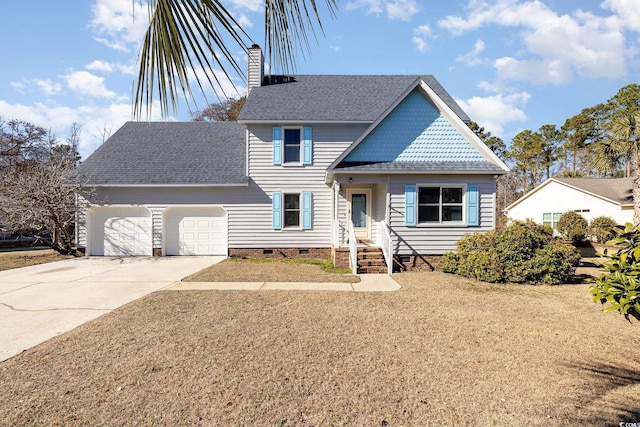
0;249;72;272
1;272;638;425
183;257;360;283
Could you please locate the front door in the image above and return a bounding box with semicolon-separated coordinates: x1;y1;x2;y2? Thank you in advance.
348;190;371;241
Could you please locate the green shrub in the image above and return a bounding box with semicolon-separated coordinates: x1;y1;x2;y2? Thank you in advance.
556;211;588;243
590;223;640;322
588;216;617;243
443;220;580;285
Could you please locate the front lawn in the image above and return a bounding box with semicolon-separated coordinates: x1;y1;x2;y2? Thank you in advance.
183;256;360;283
0;272;637;425
0;249;72;272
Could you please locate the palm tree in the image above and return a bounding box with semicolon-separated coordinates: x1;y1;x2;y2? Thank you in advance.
135;0;338;118
609;112;640;223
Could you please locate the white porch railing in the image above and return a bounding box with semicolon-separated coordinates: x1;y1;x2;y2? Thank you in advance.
380;220;393;275
348;220;358;275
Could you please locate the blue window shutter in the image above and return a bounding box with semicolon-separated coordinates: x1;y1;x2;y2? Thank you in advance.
272;191;282;229
272;127;282;165
301;191;312;229
405;185;417;227
302;127;313;165
467;185;479;226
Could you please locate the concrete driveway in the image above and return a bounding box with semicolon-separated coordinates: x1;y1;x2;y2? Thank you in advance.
0;256;223;362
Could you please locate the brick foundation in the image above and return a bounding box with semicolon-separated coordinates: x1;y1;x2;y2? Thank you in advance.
153;248;162;256
394;254;442;272
332;247;442;273
332;247;350;269
229;248;331;260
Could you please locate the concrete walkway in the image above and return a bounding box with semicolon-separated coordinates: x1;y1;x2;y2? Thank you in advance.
167;274;401;292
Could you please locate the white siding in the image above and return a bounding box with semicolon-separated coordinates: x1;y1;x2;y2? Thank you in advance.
506;180;633;225
388;175;496;254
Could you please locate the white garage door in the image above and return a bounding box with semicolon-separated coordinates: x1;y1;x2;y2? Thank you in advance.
89;207;152;256
164;207;227;255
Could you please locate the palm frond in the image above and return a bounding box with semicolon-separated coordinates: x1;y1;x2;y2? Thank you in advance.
135;0;251;119
135;0;338;119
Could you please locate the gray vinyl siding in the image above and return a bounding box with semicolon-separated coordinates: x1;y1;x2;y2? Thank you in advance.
388;175;495;254
78;124;365;251
76;186;257;250
241;124;365;248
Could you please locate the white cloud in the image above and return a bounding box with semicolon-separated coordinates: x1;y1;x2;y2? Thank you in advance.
386;0;421;21
456;39;486;66
35;79;63;96
456;91;530;136
86;60;114;73
0;99;164;160
227;0;262;12
494;56;572;84
90;0;149;52
85;60;136;76
10;79;63;96
346;0;383;15
65;71;117;99
412;25;433;53
10;81;27;94
347;0;419;20
438;0;632;83
602;0;640;32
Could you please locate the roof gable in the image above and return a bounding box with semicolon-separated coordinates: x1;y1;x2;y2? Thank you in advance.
505;177;634;212
342;90;485;163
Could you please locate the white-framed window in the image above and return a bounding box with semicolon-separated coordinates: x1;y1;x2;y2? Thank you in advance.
272;126;312;165
283;128;301;164
272;191;313;230
418;185;464;224
283;193;301;228
543;212;562;230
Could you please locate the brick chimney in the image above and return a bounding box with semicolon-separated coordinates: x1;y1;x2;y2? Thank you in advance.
247;44;263;93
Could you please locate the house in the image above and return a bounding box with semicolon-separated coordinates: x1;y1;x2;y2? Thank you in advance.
504;177;634;229
76;45;509;273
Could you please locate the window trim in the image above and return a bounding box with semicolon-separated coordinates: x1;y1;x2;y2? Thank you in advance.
543;212;562;230
273;126;312;166
272;191;312;230
416;183;468;226
283;193;301;229
282;127;302;165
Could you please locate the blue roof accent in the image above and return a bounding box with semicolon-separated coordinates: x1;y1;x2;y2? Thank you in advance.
343;91;485;163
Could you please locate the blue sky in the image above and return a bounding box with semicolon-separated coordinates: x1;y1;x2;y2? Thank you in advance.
1;0;639;159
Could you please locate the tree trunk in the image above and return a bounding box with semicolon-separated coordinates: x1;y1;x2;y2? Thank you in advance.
634;155;640;225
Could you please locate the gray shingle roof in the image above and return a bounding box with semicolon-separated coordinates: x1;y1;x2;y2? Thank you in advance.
238;75;470;123
333;161;505;173
77;122;247;185
553;177;633;205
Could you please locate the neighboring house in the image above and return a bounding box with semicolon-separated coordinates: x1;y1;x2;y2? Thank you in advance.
504;177;634;230
76;45;509;273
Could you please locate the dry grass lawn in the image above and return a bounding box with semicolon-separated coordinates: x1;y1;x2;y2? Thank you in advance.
1;268;639;426
0;249;72;272
184;256;360;283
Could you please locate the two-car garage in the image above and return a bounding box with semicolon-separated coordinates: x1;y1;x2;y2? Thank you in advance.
87;206;227;256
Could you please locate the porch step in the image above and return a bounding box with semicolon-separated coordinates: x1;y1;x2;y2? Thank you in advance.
356;247;388;274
